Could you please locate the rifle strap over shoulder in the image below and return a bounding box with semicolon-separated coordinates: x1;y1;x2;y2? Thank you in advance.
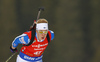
47;33;50;43
24;29;36;46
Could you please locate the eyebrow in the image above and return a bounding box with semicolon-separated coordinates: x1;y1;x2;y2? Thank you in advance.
39;30;48;31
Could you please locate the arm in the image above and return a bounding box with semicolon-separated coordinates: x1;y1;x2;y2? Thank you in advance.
11;34;30;49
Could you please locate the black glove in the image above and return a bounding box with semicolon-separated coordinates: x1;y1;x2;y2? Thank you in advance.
10;46;18;53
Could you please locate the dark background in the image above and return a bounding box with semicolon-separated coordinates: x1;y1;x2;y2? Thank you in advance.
0;0;100;62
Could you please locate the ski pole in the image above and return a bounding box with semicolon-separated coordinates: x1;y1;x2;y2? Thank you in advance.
5;52;17;62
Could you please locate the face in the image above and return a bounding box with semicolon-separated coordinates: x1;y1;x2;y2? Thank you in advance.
36;30;48;40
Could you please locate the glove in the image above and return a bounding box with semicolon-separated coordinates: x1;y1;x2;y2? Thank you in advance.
10;46;18;53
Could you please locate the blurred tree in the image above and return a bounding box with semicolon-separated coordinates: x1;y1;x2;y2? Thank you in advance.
55;0;86;62
0;0;20;62
15;0;41;32
90;0;100;62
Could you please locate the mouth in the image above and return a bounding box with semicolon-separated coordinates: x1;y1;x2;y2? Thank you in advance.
41;37;44;39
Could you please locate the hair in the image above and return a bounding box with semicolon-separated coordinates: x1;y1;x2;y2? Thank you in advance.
37;19;48;24
29;18;48;31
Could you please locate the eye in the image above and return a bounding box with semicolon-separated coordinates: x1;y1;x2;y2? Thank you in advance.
38;31;43;34
44;31;48;34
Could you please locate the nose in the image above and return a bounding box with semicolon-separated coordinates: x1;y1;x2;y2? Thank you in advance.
42;33;45;36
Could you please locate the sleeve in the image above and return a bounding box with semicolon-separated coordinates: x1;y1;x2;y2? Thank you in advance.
12;34;30;48
49;30;54;40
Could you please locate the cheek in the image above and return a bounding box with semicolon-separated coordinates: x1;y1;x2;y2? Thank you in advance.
41;34;47;37
44;34;47;38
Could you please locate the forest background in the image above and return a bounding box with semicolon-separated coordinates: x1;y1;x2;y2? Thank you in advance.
0;0;100;62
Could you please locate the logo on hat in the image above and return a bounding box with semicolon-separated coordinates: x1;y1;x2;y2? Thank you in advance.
44;27;46;29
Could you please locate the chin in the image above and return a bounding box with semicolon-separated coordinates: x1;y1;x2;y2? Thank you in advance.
41;38;44;40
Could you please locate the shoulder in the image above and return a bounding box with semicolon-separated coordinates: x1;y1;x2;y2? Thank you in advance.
15;34;28;39
48;30;54;40
23;31;32;39
15;33;29;41
49;30;54;33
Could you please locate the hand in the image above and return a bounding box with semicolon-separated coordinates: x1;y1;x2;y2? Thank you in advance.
33;20;37;24
10;46;18;53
